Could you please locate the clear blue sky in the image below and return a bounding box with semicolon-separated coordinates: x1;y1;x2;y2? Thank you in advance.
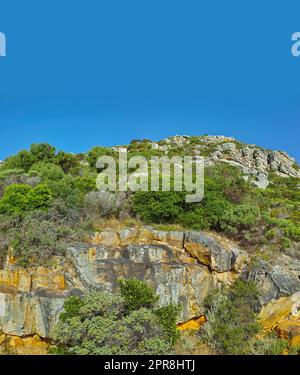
0;1;300;160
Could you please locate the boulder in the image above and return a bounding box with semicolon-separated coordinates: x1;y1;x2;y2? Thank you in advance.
258;292;300;347
217;142;236;152
244;260;300;306
184;232;237;272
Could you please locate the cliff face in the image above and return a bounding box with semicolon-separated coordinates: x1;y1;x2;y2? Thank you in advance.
0;225;299;353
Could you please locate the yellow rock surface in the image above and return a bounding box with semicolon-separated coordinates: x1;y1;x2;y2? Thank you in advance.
259;293;300;347
91;231;120;246
259;294;300;331
22;335;48;348
184;242;211;266
9;336;24;347
0;266;66;292
1;334;49;355
13;346;48;355
0;269;31;292
0;334;6;345
276;320;300;347
31;268;66;291
177;316;206;331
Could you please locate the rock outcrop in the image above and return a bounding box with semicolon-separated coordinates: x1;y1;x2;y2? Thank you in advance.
0;266;82;339
67;243;215;320
259;293;300;347
0;225;299;352
144;135;300;189
244;257;300;306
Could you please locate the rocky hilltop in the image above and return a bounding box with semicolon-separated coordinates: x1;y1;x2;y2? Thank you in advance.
144;135;300;189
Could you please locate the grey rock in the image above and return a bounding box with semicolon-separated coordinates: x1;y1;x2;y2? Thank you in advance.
184;232;236;272
244;260;300;306
67;243;215;320
217;142;237;152
253;172;269;189
0;291;64;338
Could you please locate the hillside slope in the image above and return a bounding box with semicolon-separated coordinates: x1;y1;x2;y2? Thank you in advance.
0;135;299;354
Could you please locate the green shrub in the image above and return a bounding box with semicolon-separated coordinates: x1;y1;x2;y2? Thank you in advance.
30;143;56;161
6;201;86;266
1;151;34;171
46;176;84;206
53;280;180;355
248;332;288;355
0;143;56;171
55;151;80;173
0;184;31;215
27;184;52;211
83;191;116;218
154;304;181;346
0;184;52;215
117;278;159;312
86;146;115;168
133;191;185;223
201;280;260;355
30;162;64;181
220;204;260;235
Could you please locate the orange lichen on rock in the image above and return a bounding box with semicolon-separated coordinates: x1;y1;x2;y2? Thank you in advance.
0;269;31;292
88;247;97;263
177;316;206;331
276;320;300;347
9;336;24;347
31;267;66;291
259;293;300;348
0;334;49;355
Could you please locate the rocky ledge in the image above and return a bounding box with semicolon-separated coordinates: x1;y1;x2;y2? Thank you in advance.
0;226;300;353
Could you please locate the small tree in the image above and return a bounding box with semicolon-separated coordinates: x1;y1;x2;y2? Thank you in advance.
30;143;56;161
201;280;260;355
117;278;159;312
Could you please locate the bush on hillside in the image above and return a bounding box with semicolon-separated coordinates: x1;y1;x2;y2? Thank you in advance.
201;280;260;355
5;199;89;266
83;191;117;218
55;151;80;173
86;146;115;169
53;279;181;355
30;143;56;161
133;191;185;223
0;184;52;215
30;162;64;181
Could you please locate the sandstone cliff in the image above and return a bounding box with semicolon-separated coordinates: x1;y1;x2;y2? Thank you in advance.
1;225;299;354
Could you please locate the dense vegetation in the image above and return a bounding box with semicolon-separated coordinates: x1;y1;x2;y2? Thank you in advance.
52;278;292;355
0;140;299;355
52;279;181;355
0;143;97;266
201;280;289;355
133;164;300;259
0;141;300;264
